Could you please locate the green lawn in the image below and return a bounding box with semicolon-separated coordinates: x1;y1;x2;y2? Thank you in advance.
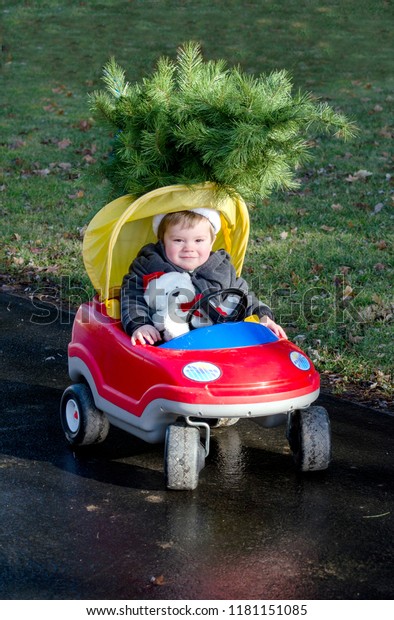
1;0;393;408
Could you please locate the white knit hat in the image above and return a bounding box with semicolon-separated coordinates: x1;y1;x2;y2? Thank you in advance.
152;208;221;236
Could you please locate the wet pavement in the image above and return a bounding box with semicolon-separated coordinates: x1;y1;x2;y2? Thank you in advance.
0;292;393;600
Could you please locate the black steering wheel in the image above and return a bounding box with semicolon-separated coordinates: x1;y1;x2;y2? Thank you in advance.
186;288;248;330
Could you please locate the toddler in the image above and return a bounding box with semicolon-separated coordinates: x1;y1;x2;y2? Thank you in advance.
121;208;287;345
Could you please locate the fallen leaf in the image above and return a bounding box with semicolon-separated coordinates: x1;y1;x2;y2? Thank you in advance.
358;298;394;324
342;285;353;301
320;225;335;232
375;240;387;250
78;224;88;238
379;126;393;138
340;266;351;275
374;263;385;271
34;168;51;176
76;143;97;156
280;231;288;240
348;333;363;344
145;494;164;503
311;262;323;274
331;203;343;211
346;169;373;182
157;542;173;549
78;119;92;131
150;575;165;586
57;138;72;149
9;139;26;150
291;271;300;286
307;347;321;362
43;265;60;273
372;294;383;304
68;190;85;199
372;203;384;214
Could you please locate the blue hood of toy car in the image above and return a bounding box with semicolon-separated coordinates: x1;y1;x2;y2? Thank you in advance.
160;321;278;350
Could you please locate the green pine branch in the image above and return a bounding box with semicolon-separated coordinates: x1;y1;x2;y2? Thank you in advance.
89;42;357;201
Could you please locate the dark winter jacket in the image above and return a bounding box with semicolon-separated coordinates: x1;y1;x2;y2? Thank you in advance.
121;241;273;337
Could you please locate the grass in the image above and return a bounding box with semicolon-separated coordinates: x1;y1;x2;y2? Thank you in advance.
1;0;393;408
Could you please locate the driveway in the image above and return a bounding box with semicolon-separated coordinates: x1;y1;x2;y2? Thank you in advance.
0;292;393;599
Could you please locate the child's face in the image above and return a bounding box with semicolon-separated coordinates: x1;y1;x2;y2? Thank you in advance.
163;218;215;271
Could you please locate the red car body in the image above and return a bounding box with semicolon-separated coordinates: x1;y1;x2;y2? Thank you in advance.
67;297;320;444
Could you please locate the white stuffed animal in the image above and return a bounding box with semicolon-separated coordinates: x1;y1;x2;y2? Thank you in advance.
144;271;242;341
144;272;197;341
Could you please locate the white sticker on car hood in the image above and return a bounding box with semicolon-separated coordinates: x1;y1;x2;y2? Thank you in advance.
183;362;222;382
290;351;311;371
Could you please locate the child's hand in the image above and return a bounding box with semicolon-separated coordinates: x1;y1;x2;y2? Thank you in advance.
131;325;162;346
260;316;288;340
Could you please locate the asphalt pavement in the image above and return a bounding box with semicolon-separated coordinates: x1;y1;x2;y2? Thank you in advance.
0;291;393;600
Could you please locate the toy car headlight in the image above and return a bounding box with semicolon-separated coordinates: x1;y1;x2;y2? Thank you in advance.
290;351;311;371
183;362;222;382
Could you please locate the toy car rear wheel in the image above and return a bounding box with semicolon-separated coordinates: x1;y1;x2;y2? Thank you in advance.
164;421;206;490
287;406;331;471
60;383;110;447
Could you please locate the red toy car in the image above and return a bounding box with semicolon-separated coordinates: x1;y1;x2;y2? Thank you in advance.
60;184;331;490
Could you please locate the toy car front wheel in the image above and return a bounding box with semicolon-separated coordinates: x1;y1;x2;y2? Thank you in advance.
164;421;206;490
60;383;110;447
287;406;331;472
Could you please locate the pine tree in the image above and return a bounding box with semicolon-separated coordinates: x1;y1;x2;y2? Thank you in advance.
89;42;356;202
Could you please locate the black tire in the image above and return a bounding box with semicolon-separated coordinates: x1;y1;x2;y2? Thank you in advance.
60;383;110;447
164;421;206;490
287;406;331;471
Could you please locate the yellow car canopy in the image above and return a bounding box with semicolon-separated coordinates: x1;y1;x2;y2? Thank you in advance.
83;183;250;315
